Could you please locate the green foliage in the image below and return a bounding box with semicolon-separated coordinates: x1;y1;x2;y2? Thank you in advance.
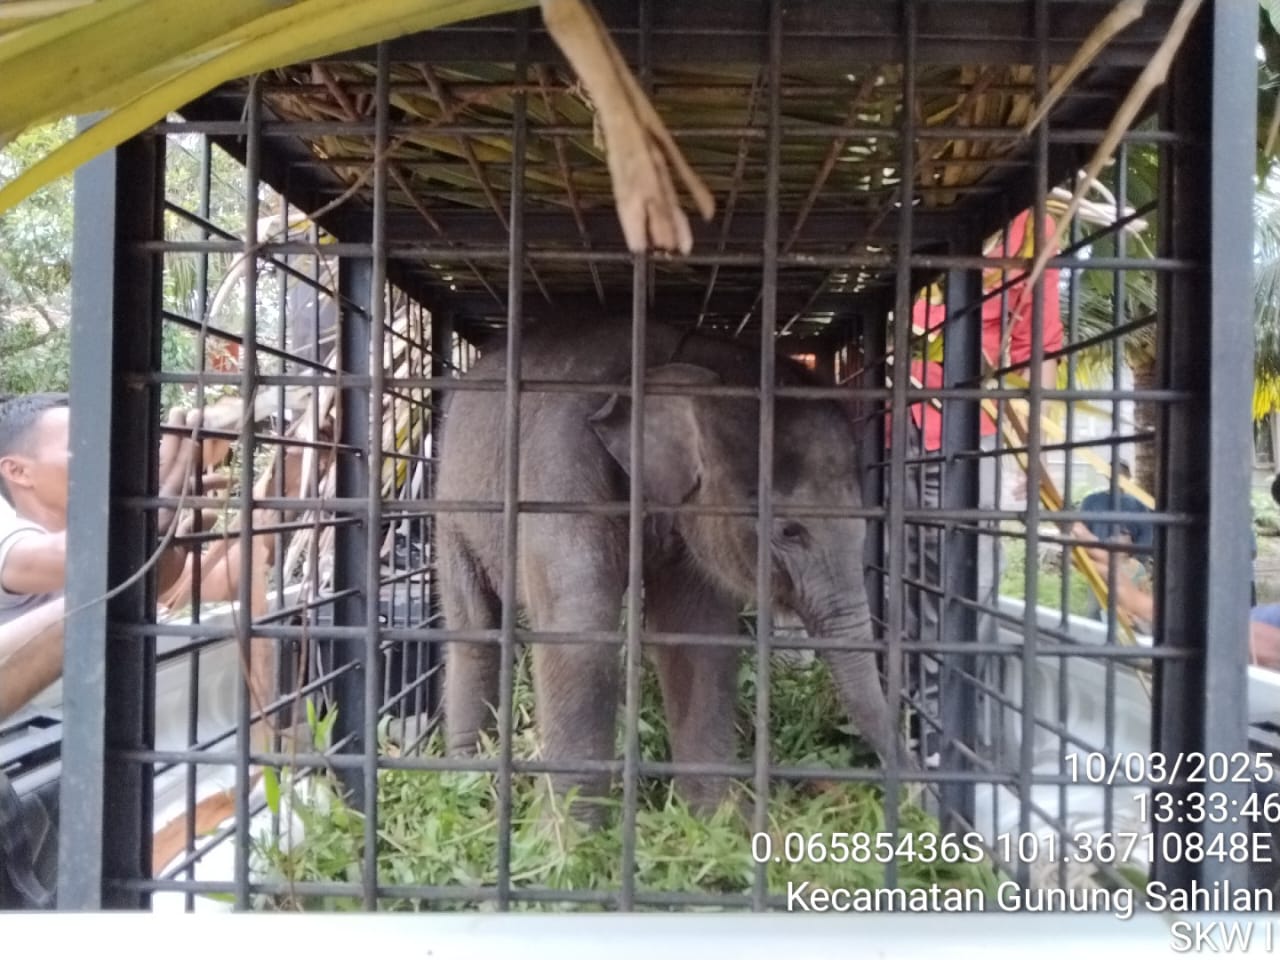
256;653;999;911
0;122;262;401
1257;189;1280;407
0;120;74;308
1260;3;1280;182
0;118;74;394
0;317;70;395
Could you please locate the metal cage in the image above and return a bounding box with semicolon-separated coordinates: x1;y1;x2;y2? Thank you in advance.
47;0;1260;916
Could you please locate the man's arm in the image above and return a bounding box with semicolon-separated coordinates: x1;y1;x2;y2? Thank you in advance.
1040;358;1058;391
0;530;66;596
0;596;64;719
1252;622;1280;671
1071;523;1155;628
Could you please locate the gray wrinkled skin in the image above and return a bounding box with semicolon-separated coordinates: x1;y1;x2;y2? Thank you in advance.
435;317;906;818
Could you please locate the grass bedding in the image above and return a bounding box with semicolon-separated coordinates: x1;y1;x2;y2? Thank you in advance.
256;651;1000;911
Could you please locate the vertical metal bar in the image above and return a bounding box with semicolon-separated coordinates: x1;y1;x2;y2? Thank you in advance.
184;134;213;914
59;119;162;910
308;220;326;724
196;137;212;325
883;0;918;886
269;195;288;852
233;78;262;911
749;0;782;913
863;306;887;638
1060;199;1080;626
427;310;454;724
938;261;981;827
275;196;289;663
358;41;391;910
1058;203;1081;890
333;264;373;807
496;14;530;912
1155;0;1254;891
384;289;399;737
812;336;837;385
1016;0;1050;884
619;0;651;911
1102;142;1129;840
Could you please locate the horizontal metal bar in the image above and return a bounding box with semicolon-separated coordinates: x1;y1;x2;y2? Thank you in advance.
156;424;357;457
162;312;337;375
162;202;350;313
130;369;1195;405
253;79;1119;101
373;208;959;246
113;875;774;909
171;516;361;547
149;663;359;778
308;0;1178;70
153;795;271;880
117;621;1185;663
866;433;1155;469
119;493;1196;527
154;119;1184;144
107;746;1172;791
139;240;1195;274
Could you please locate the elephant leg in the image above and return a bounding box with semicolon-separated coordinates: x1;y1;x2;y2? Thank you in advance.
440;534;502;756
645;561;741;814
523;526;625;824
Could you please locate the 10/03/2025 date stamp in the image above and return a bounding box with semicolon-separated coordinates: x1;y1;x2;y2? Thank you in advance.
1067;750;1277;786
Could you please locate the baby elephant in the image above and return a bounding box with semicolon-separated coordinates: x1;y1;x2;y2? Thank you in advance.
435;317;907;818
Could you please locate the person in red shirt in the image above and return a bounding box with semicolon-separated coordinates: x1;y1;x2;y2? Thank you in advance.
905;209;1063;453
896;208;1063;766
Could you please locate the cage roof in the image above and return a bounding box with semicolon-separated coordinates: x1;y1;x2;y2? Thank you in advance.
174;0;1181;347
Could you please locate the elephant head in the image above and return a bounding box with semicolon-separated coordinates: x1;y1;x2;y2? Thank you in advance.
588;362;909;771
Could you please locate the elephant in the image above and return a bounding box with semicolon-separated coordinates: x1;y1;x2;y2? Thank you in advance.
434;316;909;818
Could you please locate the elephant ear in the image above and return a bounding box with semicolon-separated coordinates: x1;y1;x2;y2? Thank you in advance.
588;363;720;507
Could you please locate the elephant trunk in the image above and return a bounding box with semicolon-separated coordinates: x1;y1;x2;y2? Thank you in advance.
803;589;911;770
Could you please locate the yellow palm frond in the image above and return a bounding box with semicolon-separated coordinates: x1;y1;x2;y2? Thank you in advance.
0;0;536;214
1255;373;1280;422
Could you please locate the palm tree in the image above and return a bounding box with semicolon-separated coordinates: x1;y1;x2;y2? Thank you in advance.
1062;139;1280;496
1047;146;1161;494
1254;186;1280;417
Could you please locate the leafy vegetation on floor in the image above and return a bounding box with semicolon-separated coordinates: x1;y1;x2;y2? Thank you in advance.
255;653;1000;911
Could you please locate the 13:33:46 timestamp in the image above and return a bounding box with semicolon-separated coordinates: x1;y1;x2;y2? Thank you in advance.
1137;789;1280;825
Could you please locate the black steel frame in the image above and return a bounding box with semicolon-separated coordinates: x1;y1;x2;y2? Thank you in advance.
52;0;1257;914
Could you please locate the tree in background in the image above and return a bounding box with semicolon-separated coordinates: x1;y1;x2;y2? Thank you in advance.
0;118;74;394
0;121;277;405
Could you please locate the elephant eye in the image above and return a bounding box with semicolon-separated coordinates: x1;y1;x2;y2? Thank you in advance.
780;521;807;542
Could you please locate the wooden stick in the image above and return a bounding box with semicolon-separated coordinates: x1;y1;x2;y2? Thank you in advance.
540;0;714;254
1024;0;1205;292
1021;0;1148;136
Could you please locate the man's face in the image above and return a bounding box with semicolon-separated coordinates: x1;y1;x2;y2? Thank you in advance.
1;406;70;530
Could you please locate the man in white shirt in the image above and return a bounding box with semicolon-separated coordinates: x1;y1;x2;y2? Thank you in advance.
0;393;70;717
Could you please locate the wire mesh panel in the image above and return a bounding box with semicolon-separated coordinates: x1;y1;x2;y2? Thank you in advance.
54;0;1259;918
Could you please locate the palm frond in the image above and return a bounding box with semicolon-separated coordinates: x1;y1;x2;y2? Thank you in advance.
0;0;537;214
1256;187;1280;394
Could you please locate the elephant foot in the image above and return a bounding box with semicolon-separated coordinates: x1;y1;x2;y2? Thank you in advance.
533;771;614;831
673;775;735;818
444;733;482;758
